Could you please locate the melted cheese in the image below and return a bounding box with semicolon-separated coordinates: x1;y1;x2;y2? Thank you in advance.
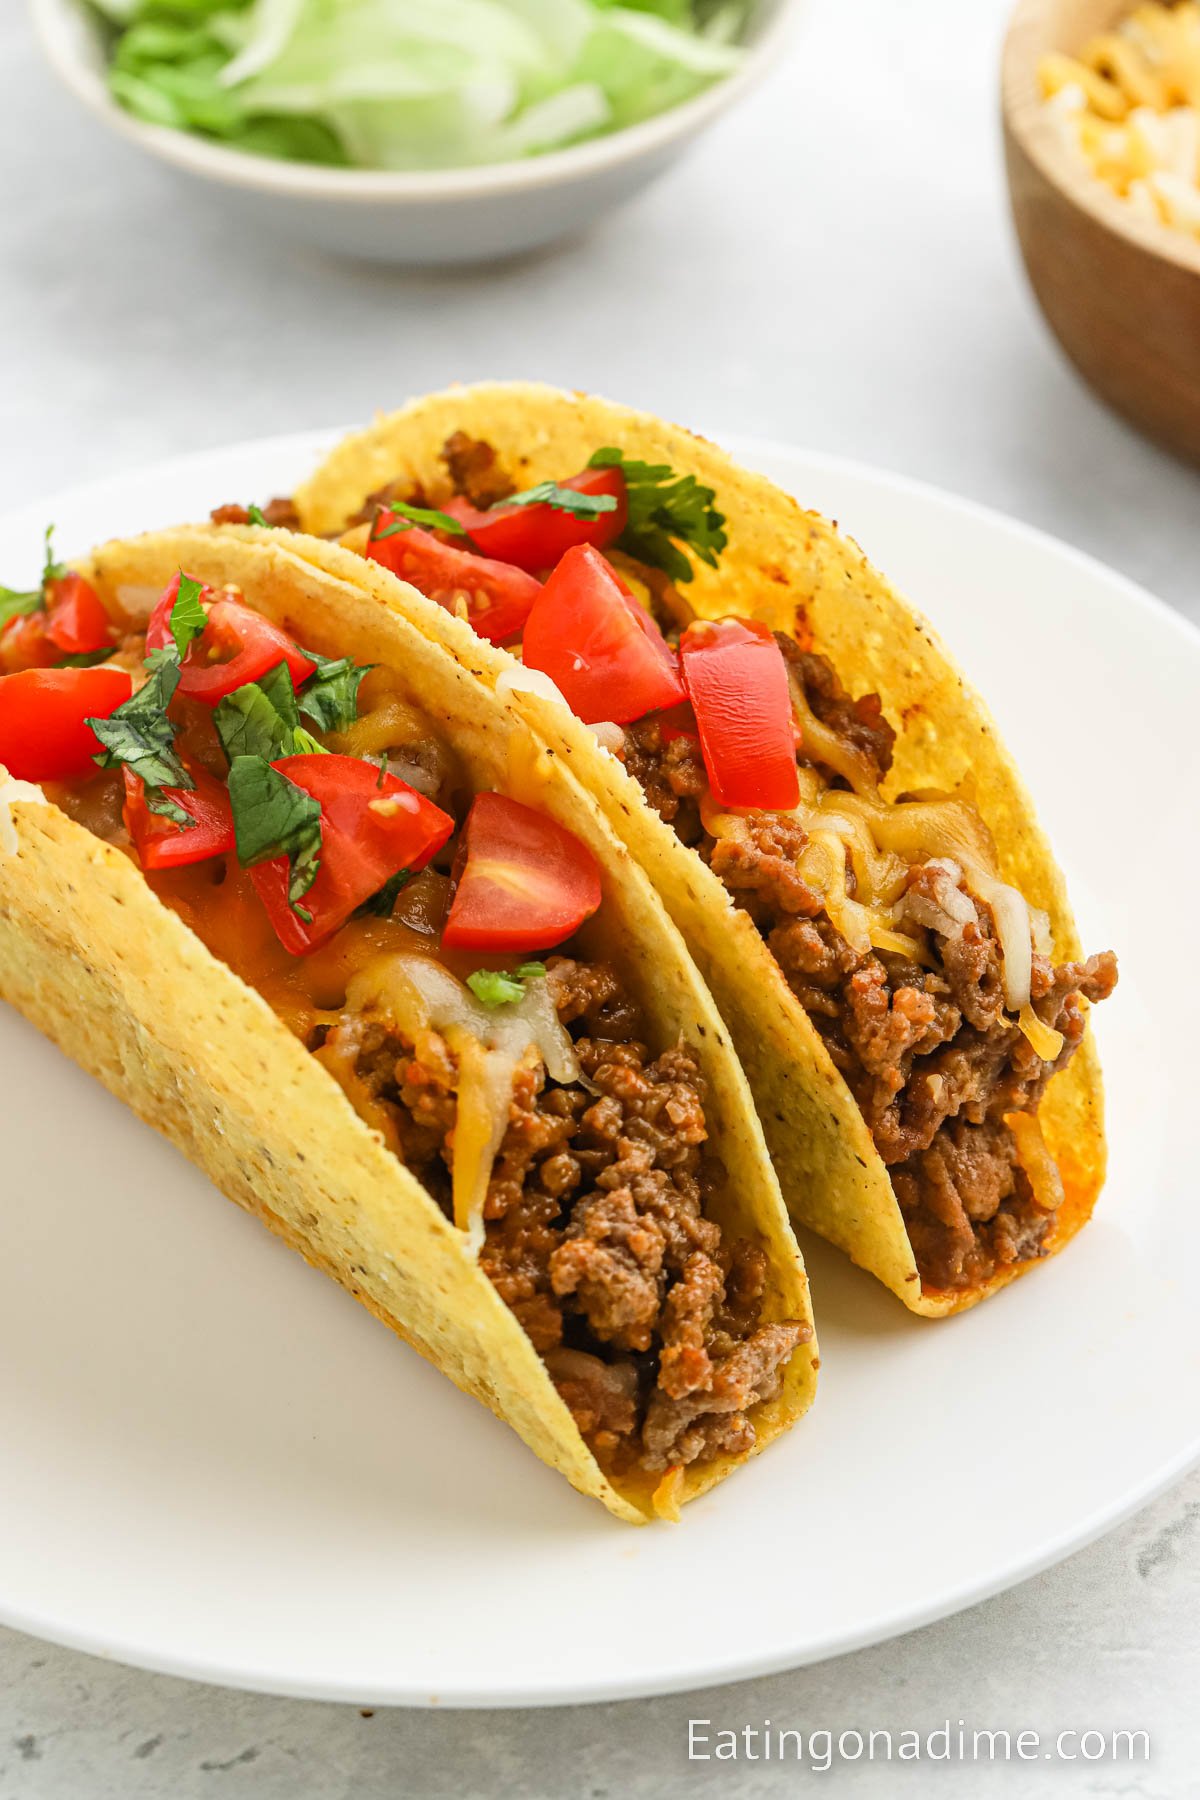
345;954;580;1255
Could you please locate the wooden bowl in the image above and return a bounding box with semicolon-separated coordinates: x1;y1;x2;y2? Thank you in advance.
1002;0;1200;465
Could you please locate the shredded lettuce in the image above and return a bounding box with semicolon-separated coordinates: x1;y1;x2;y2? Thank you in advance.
88;0;750;169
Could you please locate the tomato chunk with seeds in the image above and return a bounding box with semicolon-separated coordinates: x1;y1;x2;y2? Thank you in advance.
176;598;317;705
441;791;602;953
521;545;685;725
123;764;235;870
367;519;542;646
440;466;627;574
0;666;132;781
44;573;113;657
251;753;454;957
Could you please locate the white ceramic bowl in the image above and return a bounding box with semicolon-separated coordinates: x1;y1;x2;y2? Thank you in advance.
31;0;799;265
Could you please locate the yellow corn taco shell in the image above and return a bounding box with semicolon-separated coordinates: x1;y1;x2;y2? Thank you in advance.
0;526;817;1521
290;381;1108;1318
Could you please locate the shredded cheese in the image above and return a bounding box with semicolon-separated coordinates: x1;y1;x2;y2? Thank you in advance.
1040;4;1200;242
1006;1110;1067;1214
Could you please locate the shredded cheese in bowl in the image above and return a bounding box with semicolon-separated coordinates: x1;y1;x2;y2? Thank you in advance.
1040;3;1200;242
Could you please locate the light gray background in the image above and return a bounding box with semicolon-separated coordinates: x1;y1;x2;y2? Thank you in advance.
1;0;1197;1793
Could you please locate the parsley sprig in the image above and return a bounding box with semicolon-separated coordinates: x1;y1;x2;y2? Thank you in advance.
587;449;727;585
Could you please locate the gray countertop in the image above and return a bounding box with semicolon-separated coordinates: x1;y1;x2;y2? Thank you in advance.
1;0;1197;1792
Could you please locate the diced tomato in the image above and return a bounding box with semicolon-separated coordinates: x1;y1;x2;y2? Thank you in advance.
176;598;317;705
521;545;685;726
679;618;800;811
441;791;601;953
366;520;541;646
250;754;454;956
44;573;113;657
0;666;132;781
0;573;113;671
0;612;56;674
440;466;627;574
122;764;235;871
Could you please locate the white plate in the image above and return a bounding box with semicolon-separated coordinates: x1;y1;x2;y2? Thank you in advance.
0;433;1196;1708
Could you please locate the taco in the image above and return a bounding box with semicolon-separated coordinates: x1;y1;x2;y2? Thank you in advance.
272;381;1118;1318
0;525;817;1521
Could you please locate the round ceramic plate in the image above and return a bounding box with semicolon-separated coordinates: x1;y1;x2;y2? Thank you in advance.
0;433;1196;1707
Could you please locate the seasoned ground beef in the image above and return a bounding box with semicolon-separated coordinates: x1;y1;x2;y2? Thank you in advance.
442;431;516;509
622;719;706;846
324;956;805;1476
775;639;896;785
622;658;1118;1294
209;496;302;530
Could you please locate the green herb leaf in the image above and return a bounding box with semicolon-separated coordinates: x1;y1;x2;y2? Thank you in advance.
466;962;547;1008
214;662;328;764
587;448;727;585
168;574;208;659
297;648;369;735
41;524;68;589
371;501;469;541
226;754;323;914
88;658;194;823
357;866;413;918
503;481;618;520
247;504;273;528
0;584;44;631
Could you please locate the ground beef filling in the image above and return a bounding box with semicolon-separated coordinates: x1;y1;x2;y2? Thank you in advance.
210;496;302;530
623;653;1118;1294
324;958;804;1475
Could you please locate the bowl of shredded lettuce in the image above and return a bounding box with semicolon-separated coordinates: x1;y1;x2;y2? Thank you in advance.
33;0;796;262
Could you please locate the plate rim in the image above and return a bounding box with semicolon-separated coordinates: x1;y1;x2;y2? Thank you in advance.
1;427;1197;1707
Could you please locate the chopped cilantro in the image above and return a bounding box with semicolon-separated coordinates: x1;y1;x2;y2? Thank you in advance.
0;583;43;631
167;574;207;659
371;501;469;541
467;962;547;1008
247;504;273;528
214;663;325;764
297;648;368;735
503;481;618;520
0;524;66;630
587;448;727;585
226;754;322;916
357;866;413;918
88;657;193;825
